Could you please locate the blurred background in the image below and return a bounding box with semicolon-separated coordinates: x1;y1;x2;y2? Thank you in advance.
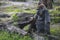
0;0;60;40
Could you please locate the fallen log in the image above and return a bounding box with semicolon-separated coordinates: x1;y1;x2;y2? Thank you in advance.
6;24;27;35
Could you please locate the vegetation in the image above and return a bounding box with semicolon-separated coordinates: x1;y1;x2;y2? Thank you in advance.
49;6;60;23
0;30;32;40
50;26;60;36
11;13;18;22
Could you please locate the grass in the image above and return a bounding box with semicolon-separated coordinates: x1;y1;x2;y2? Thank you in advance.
5;9;36;14
0;30;32;40
23;9;36;14
0;6;36;14
50;26;60;36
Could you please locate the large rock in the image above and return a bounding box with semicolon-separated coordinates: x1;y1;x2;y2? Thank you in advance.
13;13;34;29
0;23;6;30
0;13;10;18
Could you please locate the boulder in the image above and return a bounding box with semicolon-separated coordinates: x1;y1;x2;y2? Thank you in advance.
13;13;34;29
0;13;10;18
0;23;6;30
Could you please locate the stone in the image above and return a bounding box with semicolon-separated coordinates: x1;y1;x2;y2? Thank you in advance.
0;13;10;18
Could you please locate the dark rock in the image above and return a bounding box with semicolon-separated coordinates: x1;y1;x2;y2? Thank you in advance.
12;13;34;29
0;13;10;18
17;16;34;29
0;23;6;30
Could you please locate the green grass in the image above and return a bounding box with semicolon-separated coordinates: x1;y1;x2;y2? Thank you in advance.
23;9;36;14
5;9;36;14
0;30;32;40
50;26;60;36
1;6;36;14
